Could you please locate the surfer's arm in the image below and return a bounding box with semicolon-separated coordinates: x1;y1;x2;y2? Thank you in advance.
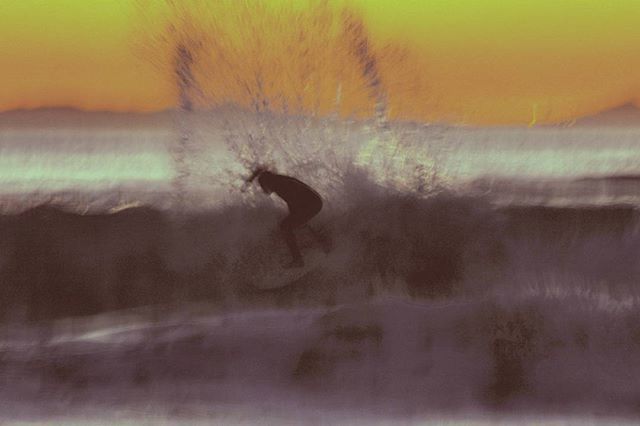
258;179;273;194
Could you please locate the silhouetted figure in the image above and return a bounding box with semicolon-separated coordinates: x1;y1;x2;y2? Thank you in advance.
247;168;328;268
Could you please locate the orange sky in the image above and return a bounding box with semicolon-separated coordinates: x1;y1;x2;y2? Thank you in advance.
1;0;640;124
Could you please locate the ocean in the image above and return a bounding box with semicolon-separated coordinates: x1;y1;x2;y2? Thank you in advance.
0;108;639;424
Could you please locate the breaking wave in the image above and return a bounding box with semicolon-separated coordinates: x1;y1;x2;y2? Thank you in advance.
0;180;638;322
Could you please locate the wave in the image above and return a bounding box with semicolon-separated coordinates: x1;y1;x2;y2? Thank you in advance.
0;188;638;322
2;297;640;419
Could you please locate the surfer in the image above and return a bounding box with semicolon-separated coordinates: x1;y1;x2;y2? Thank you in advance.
246;168;328;268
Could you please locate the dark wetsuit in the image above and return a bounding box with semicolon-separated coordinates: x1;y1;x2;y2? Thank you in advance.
257;172;323;265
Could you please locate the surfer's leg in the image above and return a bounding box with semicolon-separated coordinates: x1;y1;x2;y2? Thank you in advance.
280;215;304;267
304;224;332;253
301;198;330;253
280;198;323;267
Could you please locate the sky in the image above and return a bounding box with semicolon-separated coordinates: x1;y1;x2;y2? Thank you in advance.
1;0;639;124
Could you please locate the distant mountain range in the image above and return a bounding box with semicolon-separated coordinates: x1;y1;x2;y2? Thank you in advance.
573;104;640;127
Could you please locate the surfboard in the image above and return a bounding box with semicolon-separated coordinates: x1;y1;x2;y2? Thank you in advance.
254;248;327;290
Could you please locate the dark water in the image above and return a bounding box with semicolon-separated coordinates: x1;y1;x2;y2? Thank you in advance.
1;190;639;318
0;189;639;419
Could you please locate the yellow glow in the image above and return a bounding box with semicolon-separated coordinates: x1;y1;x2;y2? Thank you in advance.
1;0;640;124
0;0;166;111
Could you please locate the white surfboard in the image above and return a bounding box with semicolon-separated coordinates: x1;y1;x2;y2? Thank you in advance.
255;249;327;290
